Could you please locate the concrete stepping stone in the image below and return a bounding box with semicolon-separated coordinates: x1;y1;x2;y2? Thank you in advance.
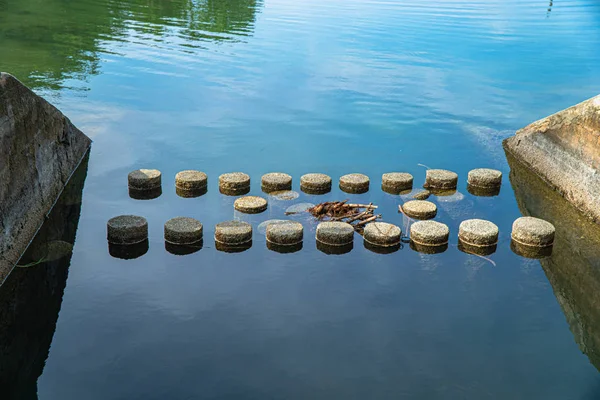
215;221;252;246
458;219;498;247
164;217;203;245
262;172;292;193
410;220;449;247
339;173;370;194
266;221;304;253
300;173;332;194
266;221;303;246
467;168;502;188
363;222;401;248
176;170;207;191
511;216;555;247
128;169;162;199
424;169;458;190
401;200;437;220
234;196;268;214
316;221;354;246
128;169;161;190
382;172;413;194
219;172;250;195
107;215;148;245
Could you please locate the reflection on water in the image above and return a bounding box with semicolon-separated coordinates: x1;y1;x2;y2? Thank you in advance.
0;0;262;91
2;0;600;397
0;155;88;399
458;240;497;257
165;240;204;256
507;150;600;372
108;239;150;259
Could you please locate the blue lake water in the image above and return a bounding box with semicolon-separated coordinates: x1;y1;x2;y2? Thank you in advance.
2;0;600;398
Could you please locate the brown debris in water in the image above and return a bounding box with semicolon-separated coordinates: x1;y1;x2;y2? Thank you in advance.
307;201;381;233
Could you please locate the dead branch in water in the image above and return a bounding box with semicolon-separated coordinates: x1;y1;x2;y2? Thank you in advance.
307;201;381;232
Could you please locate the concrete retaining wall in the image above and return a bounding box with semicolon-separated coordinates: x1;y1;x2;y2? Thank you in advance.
507;151;600;372
503;95;600;223
0;72;91;280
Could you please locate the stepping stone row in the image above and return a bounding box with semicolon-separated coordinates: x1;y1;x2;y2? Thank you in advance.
106;215;555;259
126;168;504;198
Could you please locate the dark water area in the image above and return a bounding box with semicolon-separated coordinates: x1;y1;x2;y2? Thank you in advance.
2;0;600;398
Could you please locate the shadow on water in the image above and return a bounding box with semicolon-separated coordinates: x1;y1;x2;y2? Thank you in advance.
0;154;89;399
0;0;262;91
506;150;600;372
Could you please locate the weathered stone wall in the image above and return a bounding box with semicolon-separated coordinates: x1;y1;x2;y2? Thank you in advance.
0;72;91;281
507;151;600;372
503;95;600;223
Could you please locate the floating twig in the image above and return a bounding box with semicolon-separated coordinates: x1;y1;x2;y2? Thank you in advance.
356;215;380;226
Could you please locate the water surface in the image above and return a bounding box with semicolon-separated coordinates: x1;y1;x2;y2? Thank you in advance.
2;0;600;398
